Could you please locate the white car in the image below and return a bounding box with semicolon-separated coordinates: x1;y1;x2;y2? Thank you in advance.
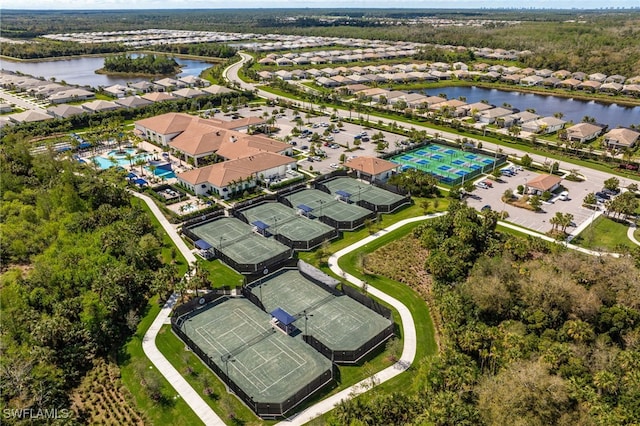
330;163;339;169
476;182;489;189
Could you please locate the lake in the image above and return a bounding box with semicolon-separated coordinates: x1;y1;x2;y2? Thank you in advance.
0;56;215;88
422;86;640;129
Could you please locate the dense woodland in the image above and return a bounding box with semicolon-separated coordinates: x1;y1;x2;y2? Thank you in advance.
0;135;178;420
326;201;640;425
1;10;639;75
101;54;179;75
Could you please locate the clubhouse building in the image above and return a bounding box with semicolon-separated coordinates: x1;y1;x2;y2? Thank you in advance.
134;113;296;199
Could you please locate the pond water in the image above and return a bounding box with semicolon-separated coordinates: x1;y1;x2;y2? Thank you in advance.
422;86;640;129
0;55;215;88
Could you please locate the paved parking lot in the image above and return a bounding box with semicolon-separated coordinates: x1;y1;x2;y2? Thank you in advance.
233;106;405;174
230;106;617;236
465;167;606;235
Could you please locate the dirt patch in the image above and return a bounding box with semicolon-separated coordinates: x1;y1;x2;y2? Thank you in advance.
365;234;442;350
71;359;146;425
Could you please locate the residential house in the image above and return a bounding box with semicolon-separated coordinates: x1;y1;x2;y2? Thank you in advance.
172;88;206;99
525;174;562;195
605;74;626;84
343;156;399;182
104;84;131;98
565;122;604;143
48;88;95;104
154;78;183;91
520;75;544;86
141;92;176;103
115;96;153;109
578;80;602;92
478;107;513;125
602;128;640;149
8;110;54;123
558;78;582;90
47;104;86;119
509;111;540;125
202;85;235;96
522;116;567;134
129;81;158;94
81;100;120;114
274;70;293;80
179;75;210;88
588;73;607;83
599;82;623;94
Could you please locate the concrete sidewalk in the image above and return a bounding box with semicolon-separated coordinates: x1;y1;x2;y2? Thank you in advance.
276;213;445;425
132;192;225;426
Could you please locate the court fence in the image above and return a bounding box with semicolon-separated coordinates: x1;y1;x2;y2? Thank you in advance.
383;139;508;187
303;323;395;364
234;201;341;251
171;299;335;418
315;180;411;214
243;262;395;364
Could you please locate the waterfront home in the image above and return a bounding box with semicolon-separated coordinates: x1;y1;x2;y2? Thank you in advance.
565;122;604;143
522;116;567;134
603;128;640;149
48;88;95;104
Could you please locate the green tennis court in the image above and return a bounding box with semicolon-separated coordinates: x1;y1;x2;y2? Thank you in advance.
390;143;502;185
249;269;393;351
321;177;406;207
179;297;332;403
189;218;291;271
285;189;372;223
239;202;337;249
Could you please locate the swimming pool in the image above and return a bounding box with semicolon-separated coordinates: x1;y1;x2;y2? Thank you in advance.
91;148;151;170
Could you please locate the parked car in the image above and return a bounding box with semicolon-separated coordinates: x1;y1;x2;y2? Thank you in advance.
330;163;339;169
559;191;570;201
595;191;611;200
481;205;492;212
483;180;493;188
301;145;309;150
476;182;489;189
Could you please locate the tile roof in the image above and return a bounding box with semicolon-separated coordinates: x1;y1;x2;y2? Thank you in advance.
344;156;398;175
526;174;562;191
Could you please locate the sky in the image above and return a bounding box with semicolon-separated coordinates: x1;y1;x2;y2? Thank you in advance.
1;0;639;9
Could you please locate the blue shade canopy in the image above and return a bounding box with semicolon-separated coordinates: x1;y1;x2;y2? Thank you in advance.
252;220;270;231
133;178;148;186
335;190;351;198
194;239;212;250
296;204;314;213
271;308;296;326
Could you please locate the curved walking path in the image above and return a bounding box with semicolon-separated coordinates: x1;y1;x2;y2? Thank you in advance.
628;222;640;246
276;213;445;425
132;192;226;426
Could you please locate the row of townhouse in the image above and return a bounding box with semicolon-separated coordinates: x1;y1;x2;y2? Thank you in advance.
255;61;640;98
0;71;222;105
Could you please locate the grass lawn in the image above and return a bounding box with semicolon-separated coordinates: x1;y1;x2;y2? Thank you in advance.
198;258;244;289
572;215;634;252
118;297;204;426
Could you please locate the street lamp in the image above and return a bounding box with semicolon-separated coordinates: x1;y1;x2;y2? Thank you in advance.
303;310;314;336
